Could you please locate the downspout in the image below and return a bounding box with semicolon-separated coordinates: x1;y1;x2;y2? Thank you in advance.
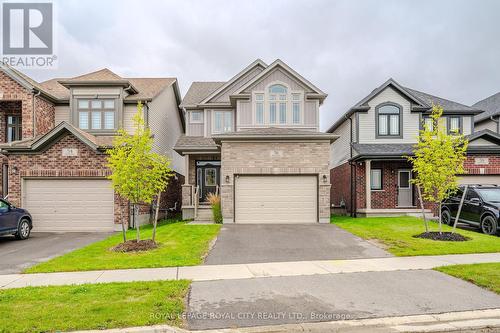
32;90;41;138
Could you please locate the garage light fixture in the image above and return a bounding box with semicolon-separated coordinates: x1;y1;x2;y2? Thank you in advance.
322;174;328;182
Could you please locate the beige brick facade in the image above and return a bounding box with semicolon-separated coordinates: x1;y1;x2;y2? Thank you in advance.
220;140;331;223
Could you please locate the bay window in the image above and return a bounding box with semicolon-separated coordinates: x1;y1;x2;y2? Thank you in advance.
77;99;116;131
377;104;401;137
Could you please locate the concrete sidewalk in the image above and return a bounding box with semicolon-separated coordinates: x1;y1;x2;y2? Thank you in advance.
1;252;499;289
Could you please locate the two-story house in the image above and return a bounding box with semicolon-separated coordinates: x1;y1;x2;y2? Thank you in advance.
0;63;184;232
328;78;500;217
174;59;337;224
474;92;500;133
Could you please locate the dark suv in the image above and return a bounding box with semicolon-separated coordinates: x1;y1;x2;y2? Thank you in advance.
442;185;499;235
0;198;32;240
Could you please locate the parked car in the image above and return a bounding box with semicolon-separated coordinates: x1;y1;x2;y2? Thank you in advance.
442;185;500;235
0;198;32;240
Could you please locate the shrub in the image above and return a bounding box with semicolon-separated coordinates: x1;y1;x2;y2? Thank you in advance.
206;193;223;224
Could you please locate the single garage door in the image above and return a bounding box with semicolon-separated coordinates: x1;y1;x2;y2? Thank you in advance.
24;179;114;232
458;175;500;185
235;175;317;224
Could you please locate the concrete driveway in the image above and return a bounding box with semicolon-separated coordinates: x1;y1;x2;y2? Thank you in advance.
0;232;112;274
187;270;500;330
204;224;391;265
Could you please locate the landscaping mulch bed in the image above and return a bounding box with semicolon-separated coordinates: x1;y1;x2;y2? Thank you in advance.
111;239;158;252
413;232;470;242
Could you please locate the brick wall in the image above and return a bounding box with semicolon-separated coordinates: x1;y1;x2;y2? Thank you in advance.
464;154;500;175
330;162;352;211
220;141;331;222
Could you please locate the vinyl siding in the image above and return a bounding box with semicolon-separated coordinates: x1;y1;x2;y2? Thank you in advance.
237;100;252;127
244;68;313;93
358;87;418;143
304;101;317;127
54;105;70;125
462;116;472;135
330;117;352;168
212;66;264;103
148;85;185;175
186;110;204;136
123;104;136;134
475;119;498;133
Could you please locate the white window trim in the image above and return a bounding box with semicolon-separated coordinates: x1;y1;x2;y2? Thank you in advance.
211;110;234;134
251;81;305;127
370;169;383;191
190;111;203;124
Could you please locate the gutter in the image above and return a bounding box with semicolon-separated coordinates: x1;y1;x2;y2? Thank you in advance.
32;90;41;138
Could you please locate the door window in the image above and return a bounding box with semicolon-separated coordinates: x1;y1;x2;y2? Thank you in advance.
205;168;216;186
399;171;410;189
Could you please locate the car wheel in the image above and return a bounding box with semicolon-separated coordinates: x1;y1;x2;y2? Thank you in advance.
442;209;452;226
480;215;498;235
15;219;30;240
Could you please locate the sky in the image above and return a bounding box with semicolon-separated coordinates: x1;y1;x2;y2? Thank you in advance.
21;0;500;130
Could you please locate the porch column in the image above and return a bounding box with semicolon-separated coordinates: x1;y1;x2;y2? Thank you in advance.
365;160;371;210
184;155;189;185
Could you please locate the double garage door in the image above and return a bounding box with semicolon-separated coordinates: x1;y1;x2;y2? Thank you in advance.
235;175;318;224
24;179;115;232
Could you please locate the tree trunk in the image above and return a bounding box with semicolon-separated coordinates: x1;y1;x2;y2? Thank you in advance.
453;185;468;233
438;202;442;234
120;196;127;243
134;204;140;241
416;185;428;233
152;192;161;243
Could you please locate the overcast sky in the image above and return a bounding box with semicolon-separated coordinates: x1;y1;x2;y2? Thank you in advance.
23;0;500;130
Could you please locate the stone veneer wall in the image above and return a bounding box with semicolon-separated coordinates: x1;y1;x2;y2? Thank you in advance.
220;141;331;223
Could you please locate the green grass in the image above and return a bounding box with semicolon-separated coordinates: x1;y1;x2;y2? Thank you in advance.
25;219;220;273
0;280;189;333
436;263;500;294
331;215;500;256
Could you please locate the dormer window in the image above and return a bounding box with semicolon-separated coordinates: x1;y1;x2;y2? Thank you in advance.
77;99;116;131
376;103;401;137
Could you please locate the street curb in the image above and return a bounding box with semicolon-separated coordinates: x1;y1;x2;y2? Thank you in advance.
70;308;500;333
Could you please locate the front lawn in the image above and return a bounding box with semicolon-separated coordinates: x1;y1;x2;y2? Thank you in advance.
436;263;500;294
26;219;220;273
0;280;189;333
332;215;500;256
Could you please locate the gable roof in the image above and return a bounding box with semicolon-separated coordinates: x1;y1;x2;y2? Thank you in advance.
467;129;500;144
0;121;113;153
65;68;123;82
473;92;500;123
233;59;327;101
327;78;483;133
200;59;267;105
180;81;226;108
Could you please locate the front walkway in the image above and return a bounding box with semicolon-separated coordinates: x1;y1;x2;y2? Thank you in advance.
1;252;499;289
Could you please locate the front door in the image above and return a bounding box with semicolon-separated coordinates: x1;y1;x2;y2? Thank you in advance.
397;170;412;207
196;161;221;202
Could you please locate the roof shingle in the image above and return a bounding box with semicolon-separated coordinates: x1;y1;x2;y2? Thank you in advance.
180;82;225;107
473;92;500;123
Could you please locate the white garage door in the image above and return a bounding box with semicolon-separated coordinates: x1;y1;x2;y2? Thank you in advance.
235;175;317;224
458;175;500;185
24;179;114;232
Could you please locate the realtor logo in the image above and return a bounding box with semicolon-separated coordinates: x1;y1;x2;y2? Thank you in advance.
2;2;53;54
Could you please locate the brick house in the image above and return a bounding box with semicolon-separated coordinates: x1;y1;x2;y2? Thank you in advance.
0;63;185;232
327;78;500;217
174;59;337;223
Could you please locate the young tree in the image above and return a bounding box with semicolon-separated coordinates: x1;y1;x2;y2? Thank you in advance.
407;104;468;233
107;102;173;243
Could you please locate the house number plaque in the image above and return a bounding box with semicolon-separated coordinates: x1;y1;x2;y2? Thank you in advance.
62;148;78;157
474;157;489;165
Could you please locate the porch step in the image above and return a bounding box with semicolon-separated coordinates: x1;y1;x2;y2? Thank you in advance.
194;206;214;222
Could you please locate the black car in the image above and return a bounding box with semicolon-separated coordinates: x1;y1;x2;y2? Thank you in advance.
0;198;32;240
442;185;500;235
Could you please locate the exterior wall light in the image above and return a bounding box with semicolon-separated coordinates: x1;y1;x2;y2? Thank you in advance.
225;175;230;183
322;174;328;182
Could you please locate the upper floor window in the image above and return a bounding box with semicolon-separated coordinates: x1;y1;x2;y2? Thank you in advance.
190;111;203;123
376;104;401;137
423;116;434;132
213;111;233;133
77;99;116;131
253;83;303;126
6;115;21;142
448;116;461;134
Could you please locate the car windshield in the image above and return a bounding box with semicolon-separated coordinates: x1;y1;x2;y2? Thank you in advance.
476;188;500;203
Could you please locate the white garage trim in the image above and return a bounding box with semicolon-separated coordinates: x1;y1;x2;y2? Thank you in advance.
234;175;318;224
458;175;500;185
23;178;115;232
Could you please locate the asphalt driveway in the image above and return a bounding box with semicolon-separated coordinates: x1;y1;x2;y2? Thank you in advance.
0;232;112;274
204;224;391;265
187;270;500;330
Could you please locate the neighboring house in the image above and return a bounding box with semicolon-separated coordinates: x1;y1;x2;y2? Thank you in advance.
0;63;185;232
327;78;500;217
174;59;337;224
473;92;500;133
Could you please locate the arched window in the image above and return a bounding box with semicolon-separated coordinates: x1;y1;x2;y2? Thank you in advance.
269;84;287;124
376;104;401;137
